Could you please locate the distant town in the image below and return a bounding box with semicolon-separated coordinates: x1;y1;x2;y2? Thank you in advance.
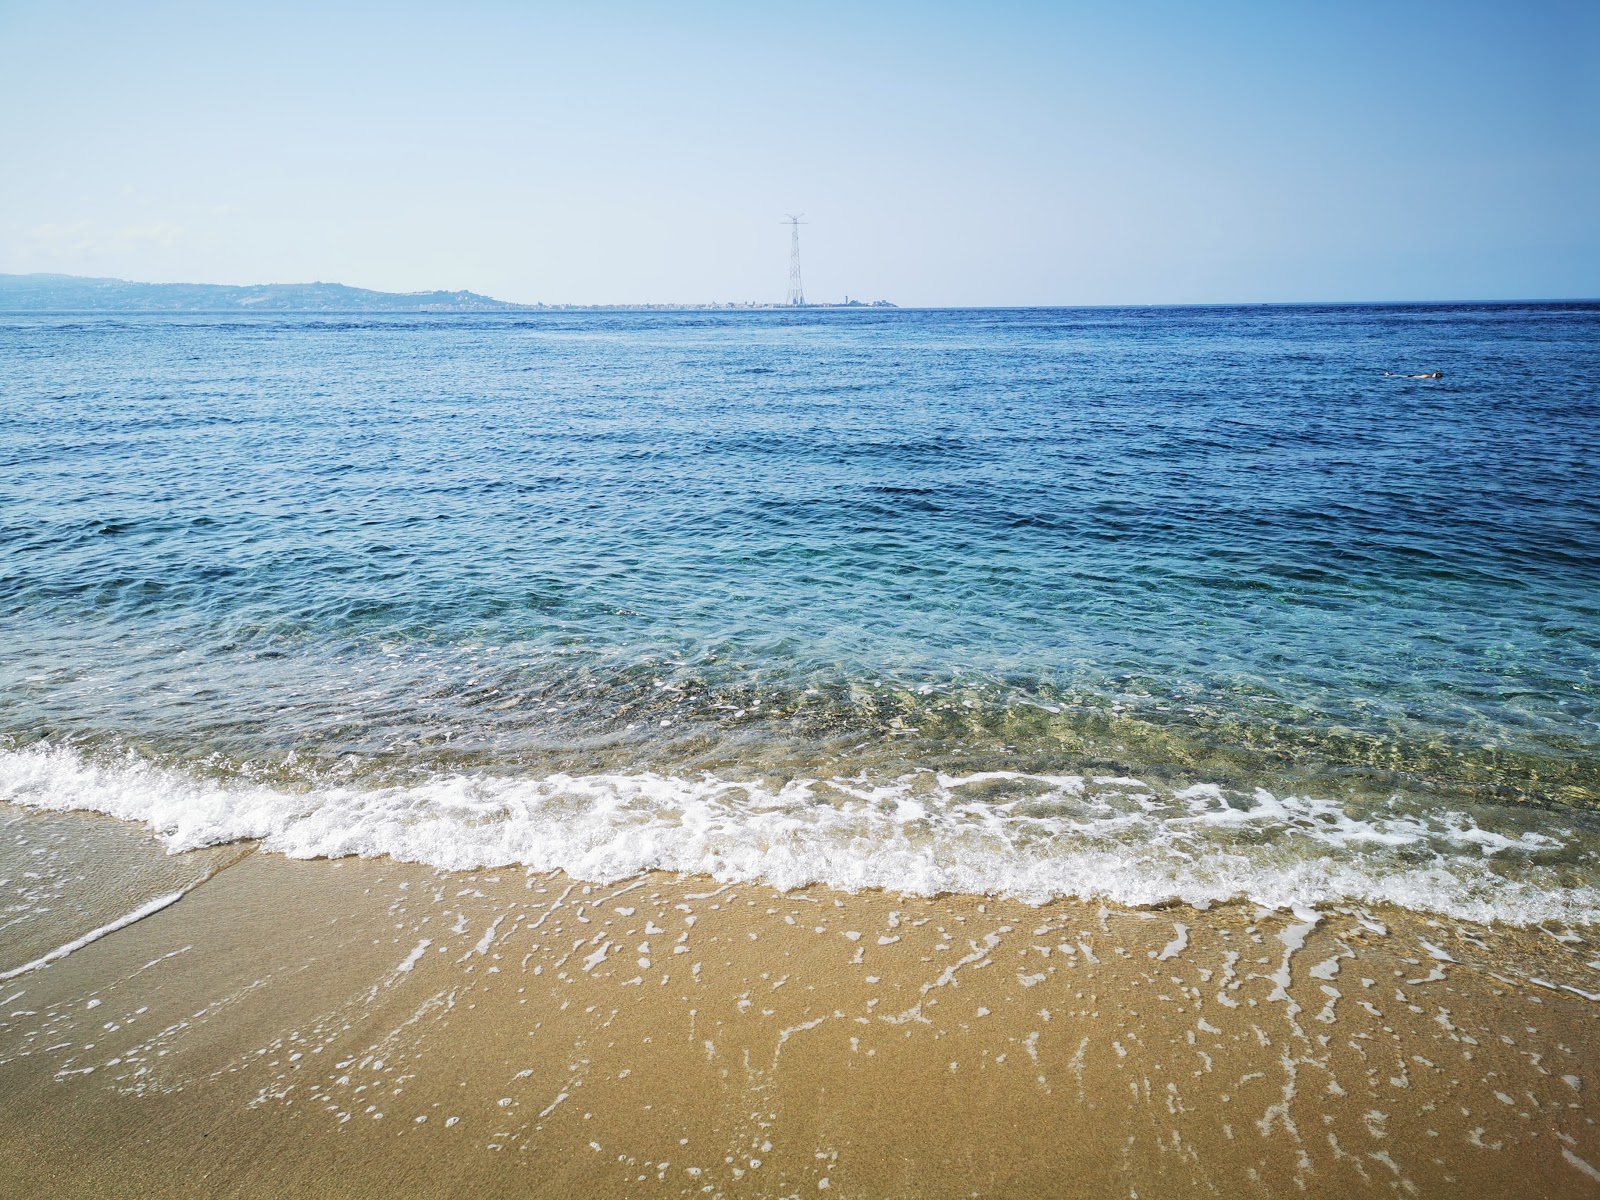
524;298;898;311
0;274;896;313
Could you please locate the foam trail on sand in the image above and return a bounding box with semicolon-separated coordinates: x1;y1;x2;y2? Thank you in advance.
0;889;189;982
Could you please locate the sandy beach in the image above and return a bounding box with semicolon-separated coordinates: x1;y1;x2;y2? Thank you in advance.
6;0;1598;1189
3;806;1597;1199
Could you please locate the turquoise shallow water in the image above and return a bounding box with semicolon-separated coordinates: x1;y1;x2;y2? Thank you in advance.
3;305;1598;920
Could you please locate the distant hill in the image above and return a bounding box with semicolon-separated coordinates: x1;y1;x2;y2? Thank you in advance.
0;273;529;311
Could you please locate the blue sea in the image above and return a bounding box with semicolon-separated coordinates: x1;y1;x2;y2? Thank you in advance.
3;304;1598;923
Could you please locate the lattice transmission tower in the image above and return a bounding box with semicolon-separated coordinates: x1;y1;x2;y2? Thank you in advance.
784;214;806;306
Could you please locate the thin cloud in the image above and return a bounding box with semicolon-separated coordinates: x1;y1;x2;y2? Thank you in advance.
114;222;186;250
22;220;99;259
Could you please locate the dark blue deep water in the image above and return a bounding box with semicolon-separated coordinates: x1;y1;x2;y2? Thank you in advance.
3;305;1598;921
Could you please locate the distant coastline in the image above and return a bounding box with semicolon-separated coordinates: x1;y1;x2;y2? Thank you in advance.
0;273;896;312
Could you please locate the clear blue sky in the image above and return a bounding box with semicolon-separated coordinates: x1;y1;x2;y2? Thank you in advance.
2;1;1595;305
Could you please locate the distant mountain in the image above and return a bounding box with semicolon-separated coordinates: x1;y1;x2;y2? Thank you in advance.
0;273;529;311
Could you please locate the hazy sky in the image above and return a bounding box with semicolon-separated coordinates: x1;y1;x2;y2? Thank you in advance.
2;1;1596;305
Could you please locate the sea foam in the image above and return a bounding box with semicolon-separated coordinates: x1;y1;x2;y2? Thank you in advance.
2;744;1594;926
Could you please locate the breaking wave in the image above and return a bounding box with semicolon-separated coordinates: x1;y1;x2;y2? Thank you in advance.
4;744;1596;926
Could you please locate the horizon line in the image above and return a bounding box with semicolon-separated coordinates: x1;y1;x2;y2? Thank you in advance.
1;272;1596;312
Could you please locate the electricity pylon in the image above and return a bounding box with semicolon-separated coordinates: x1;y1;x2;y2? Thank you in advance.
784;214;806;306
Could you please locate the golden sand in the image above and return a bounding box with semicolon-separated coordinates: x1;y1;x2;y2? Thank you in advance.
1;808;1597;1198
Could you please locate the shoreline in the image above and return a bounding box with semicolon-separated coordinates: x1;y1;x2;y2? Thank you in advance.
8;741;1594;931
3;808;1598;1197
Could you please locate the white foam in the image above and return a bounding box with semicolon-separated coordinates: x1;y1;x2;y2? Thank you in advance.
472;916;504;957
2;744;1596;926
394;938;431;974
1156;923;1190;961
0;888;188;982
1563;1148;1600;1183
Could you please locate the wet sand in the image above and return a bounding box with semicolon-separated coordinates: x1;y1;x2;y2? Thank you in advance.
2;807;1598;1198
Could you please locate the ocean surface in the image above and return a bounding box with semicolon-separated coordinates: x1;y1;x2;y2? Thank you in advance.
3;304;1598;924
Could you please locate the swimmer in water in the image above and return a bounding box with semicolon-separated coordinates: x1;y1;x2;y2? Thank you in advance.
1384;370;1444;379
